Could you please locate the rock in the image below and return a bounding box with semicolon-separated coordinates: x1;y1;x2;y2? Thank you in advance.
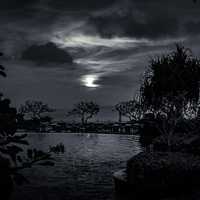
126;152;200;198
113;169;130;193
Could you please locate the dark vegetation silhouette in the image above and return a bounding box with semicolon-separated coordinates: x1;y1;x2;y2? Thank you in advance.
114;102;123;123
19;100;54;120
18;100;54;132
114;45;200;199
140;45;200;115
114;99;143;123
138;44;200;148
67;101;100;125
0;52;64;199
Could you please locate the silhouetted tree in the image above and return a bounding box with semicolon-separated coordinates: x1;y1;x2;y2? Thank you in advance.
0;53;64;199
68;101;100;125
140;45;200;149
114;102;124;123
0;96;64;199
19;100;54;120
140;44;200;118
115;99;143;122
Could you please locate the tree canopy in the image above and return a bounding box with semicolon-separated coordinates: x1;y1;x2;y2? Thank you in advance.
19;100;54;120
68;101;100;125
140;44;200;118
115;99;143;122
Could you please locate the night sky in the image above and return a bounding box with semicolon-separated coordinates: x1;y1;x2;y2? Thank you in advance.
0;0;200;120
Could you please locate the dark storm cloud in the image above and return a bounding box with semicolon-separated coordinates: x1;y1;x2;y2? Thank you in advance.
0;0;116;11
89;13;179;39
0;0;36;9
47;0;117;11
22;42;73;64
88;0;200;39
1;0;199;45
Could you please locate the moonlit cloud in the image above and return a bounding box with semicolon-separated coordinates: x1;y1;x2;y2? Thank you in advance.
53;34;149;49
51;33;149;88
51;32;185;89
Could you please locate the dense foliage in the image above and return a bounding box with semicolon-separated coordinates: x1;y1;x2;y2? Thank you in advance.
114;99;143;122
140;45;200;118
0;52;64;199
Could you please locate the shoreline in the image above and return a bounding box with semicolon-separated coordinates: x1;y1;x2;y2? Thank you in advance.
17;131;139;136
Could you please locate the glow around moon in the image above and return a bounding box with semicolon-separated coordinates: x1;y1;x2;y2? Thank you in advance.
52;33;186;90
81;74;100;88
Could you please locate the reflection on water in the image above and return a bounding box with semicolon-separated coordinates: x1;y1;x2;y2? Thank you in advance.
12;133;141;200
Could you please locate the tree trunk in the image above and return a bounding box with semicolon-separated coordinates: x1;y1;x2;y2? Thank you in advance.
118;112;122;123
81;114;85;125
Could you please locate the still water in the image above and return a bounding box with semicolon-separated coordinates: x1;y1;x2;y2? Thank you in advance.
12;133;142;200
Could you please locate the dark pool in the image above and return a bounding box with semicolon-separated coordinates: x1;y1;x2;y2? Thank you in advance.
11;133;142;200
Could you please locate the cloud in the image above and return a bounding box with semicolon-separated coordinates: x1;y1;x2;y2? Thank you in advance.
47;0;117;11
0;0;39;10
0;0;199;48
184;21;200;36
87;0;200;39
0;0;200;117
89;14;179;39
0;0;117;12
21;42;73;64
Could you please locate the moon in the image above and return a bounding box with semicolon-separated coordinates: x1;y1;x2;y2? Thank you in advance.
81;74;100;88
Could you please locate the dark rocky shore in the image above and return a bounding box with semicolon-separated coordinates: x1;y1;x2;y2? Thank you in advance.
114;134;200;200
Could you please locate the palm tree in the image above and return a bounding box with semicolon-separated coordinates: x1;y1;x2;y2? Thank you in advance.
140;44;200;118
140;45;200;149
